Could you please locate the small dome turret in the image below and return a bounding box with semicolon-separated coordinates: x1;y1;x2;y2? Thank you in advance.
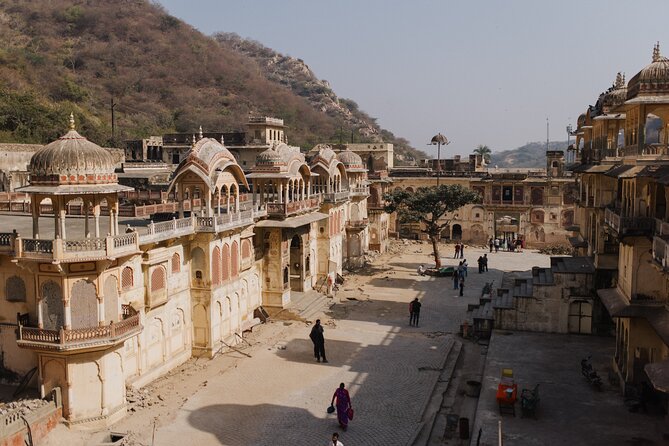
28;114;116;186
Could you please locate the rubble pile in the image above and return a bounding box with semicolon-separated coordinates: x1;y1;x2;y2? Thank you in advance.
125;387;164;413
538;244;572;255
0;398;49;417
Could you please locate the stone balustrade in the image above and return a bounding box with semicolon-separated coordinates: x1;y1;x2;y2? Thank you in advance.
322;190;350;202
347;218;369;229
0;205;269;261
17;313;141;351
605;208;655;237
349;186;370;197
266;196;321;217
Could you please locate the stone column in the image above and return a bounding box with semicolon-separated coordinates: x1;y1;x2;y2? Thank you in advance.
32;195;40;239
59;209;67;240
278;183;283;203
63;299;71;330
178;183;185;219
84;201;90;238
93;204;101;238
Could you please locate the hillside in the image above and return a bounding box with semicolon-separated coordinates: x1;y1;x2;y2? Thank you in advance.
490;141;568;168
0;0;424;163
215;33;426;163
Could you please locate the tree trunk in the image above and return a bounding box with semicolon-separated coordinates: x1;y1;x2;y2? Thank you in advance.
430;234;441;268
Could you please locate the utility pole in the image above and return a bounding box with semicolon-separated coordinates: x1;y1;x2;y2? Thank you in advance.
110;98;117;145
546;117;550;152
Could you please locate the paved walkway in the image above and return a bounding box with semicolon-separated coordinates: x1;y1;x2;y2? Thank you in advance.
473;331;667;446
153;243;550;446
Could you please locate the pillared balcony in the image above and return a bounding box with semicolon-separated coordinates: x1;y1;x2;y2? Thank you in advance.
604;208;655;237
266;196;321;218
16;305;142;352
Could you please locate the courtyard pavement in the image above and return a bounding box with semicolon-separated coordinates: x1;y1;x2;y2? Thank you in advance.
152;243;550;446
473;330;667;446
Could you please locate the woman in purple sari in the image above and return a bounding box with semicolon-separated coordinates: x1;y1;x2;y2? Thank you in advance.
331;383;352;430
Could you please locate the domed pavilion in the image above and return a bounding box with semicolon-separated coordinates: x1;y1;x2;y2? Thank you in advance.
18;114;132;240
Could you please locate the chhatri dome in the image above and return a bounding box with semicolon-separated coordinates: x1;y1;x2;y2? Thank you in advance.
627;42;669;99
28;113;117;186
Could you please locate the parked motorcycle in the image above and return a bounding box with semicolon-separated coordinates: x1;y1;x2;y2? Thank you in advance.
581;355;603;390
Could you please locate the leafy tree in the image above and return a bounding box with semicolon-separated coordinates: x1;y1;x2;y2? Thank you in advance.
384;185;481;267
474;144;491;163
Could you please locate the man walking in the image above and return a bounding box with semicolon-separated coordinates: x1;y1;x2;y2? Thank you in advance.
409;297;421;326
477;256;484;274
309;319;328;363
483;253;489;272
454;243;460;259
453;267;460;289
489;238;494;253
459;276;465;297
460;244;465;259
494;238;500;253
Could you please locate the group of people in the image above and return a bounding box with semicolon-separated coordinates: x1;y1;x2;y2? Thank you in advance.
453;242;465;258
309;320;354;440
488;237;523;253
453;260;467;296
477;254;489;273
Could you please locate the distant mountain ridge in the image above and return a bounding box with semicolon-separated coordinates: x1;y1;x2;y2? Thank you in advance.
490;141;568;168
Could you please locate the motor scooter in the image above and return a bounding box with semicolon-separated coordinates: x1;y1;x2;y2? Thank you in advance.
581;355;603;390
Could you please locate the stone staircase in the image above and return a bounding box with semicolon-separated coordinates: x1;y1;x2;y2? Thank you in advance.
277;290;333;322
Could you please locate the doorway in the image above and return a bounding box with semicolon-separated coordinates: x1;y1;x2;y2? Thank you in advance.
290;235;304;291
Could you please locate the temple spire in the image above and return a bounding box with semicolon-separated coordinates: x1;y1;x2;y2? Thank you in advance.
198;125;203;140
68;112;76;130
653;41;661;62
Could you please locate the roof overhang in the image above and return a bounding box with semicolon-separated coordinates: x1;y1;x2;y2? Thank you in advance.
254;212;328;228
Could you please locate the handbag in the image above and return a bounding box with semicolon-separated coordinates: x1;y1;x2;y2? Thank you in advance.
327;404;335;414
347;407;354;420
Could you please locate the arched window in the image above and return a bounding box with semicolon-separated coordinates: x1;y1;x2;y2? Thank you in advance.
212;246;221;285
171;252;181;274
241;239;252;260
231;241;239;277
151;266;166;292
222;244;230;282
122;266;134;290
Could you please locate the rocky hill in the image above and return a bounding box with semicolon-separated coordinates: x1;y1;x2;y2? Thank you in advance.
215;33;426;164
0;0;425;163
490;141;568;168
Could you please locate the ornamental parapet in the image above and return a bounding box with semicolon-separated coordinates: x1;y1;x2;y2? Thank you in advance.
17;306;141;352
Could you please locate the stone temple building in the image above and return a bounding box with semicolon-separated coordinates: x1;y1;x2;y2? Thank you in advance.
0;116;372;427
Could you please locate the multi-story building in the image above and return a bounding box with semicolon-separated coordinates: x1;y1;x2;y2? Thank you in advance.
387;151;576;248
0;115;375;427
569;43;669;405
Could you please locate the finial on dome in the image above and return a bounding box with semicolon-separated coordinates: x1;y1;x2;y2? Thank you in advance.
653;41;661;62
220;134;225;145
198;125;203;140
192;134;196;145
615;72;623;88
68;112;75;130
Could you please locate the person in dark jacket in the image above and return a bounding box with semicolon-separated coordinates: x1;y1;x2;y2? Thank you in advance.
409;297;422;326
310;319;328;363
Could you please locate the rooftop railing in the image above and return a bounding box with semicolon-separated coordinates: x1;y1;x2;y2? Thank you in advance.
653;236;669;270
322;191;350;203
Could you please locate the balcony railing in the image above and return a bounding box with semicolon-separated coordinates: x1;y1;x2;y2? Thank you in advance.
655;218;669;236
17;313;141;351
653;236;669;270
322;190;350;202
604;208;656;237
346;218;369;229
349;187;370;197
266;196;321;217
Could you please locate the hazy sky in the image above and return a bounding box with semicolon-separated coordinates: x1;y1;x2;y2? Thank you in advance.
159;0;668;157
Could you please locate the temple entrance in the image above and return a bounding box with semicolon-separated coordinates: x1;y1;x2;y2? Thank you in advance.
452;224;462;240
494;212;520;244
568;300;592;334
290;235;304;291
